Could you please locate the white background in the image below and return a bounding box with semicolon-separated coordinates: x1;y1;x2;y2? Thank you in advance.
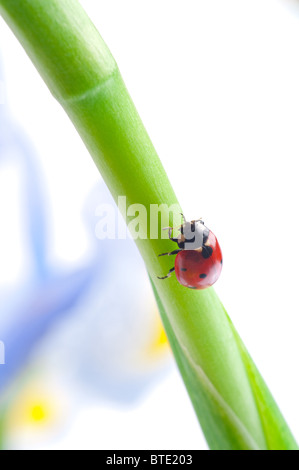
1;0;299;450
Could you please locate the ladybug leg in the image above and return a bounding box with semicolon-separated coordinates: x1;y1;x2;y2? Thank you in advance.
157;267;175;280
162;227;181;244
169;235;181;243
163;227;174;239
158;249;181;257
166;227;175;240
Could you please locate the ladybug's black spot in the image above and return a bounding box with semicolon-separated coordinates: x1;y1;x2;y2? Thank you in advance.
220;259;223;265
181;268;187;272
199;273;207;279
202;245;213;259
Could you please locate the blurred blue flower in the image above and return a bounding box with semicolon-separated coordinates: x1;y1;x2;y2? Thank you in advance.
0;57;171;410
0;59;96;393
0;181;172;449
35;184;172;404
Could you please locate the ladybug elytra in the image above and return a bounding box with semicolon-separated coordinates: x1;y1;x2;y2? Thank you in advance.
158;215;222;290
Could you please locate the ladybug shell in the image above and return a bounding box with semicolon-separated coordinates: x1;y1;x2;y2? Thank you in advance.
174;229;222;289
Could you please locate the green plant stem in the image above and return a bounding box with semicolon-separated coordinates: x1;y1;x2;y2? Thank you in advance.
0;0;297;450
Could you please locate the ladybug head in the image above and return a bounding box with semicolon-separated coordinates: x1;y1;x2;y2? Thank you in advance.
179;219;207;251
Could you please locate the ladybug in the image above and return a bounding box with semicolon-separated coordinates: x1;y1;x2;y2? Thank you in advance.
158;215;222;289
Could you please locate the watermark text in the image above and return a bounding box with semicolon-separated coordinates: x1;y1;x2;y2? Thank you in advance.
95;197;184;241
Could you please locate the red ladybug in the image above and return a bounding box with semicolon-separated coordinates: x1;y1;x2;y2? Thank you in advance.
158;215;222;290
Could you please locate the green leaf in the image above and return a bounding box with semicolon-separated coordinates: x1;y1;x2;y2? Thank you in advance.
150;280;260;450
152;279;297;449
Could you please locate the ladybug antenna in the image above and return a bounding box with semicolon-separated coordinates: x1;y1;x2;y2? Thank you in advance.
180;213;187;223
